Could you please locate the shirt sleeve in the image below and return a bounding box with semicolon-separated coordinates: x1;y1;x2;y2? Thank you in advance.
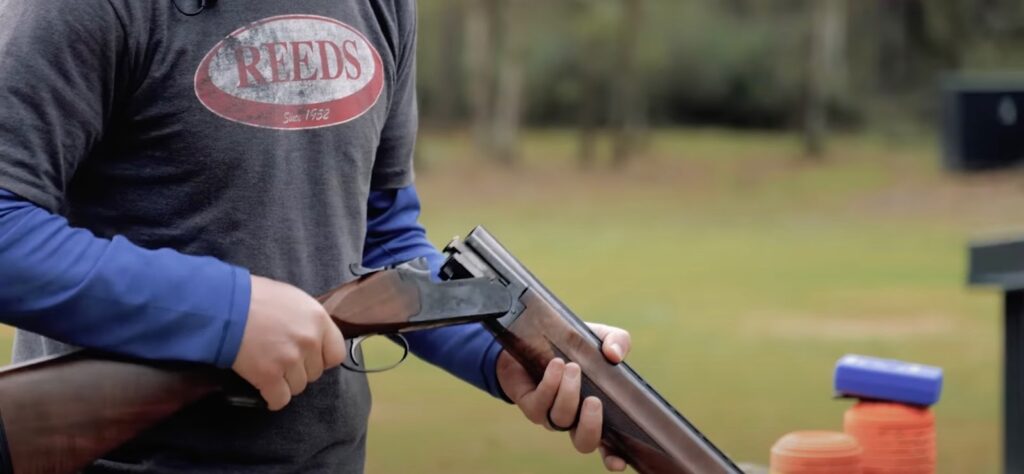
370;0;418;190
0;4;250;368
0;190;250;367
0;1;128;212
364;185;509;401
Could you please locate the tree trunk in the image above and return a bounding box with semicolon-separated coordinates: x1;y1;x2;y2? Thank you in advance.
490;0;527;165
724;0;750;18
465;0;497;154
877;0;910;90
803;0;846;159
577;69;600;169
611;0;645;168
434;0;464;129
577;7;603;169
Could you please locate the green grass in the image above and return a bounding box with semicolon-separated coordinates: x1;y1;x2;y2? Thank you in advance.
2;129;1015;473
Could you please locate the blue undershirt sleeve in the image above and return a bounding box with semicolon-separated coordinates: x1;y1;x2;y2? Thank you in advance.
364;185;507;400
0;189;250;368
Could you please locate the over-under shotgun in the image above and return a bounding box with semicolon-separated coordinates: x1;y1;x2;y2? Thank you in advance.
0;226;740;474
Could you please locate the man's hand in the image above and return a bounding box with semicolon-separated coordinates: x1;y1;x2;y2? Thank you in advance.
232;275;347;411
496;323;632;472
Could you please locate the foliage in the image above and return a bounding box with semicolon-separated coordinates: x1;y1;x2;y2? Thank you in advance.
415;0;1024;131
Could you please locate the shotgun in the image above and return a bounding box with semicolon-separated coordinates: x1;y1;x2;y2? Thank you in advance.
0;226;741;474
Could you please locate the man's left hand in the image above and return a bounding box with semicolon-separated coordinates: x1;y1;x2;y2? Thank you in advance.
496;323;632;472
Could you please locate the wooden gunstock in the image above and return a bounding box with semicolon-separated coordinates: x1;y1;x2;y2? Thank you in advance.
0;268;428;474
0;354;221;474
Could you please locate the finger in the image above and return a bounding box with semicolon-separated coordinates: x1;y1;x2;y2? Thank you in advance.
305;350;325;383
599;447;628;472
260;378;292;411
571;396;603;454
548;362;582;429
518;358;565;425
284;363;308;396
497;352;536;402
322;321;346;368
588;323;632;364
603;453;627;472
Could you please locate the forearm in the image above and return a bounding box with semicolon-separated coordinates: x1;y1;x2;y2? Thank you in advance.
364;186;505;399
0;190;249;367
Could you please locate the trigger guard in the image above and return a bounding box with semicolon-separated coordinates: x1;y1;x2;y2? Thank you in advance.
341;334;410;374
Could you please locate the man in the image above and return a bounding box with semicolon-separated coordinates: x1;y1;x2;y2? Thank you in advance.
0;0;631;472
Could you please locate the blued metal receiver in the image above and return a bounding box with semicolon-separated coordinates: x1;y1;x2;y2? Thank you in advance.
337;258;514;374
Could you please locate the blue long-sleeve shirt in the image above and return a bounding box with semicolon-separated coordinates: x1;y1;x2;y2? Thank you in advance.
0;190;250;367
0;186;504;397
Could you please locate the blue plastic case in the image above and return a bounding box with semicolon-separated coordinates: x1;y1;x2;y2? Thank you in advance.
834;354;943;407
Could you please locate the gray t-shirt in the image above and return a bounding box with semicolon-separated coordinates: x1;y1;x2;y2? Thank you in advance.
0;0;418;471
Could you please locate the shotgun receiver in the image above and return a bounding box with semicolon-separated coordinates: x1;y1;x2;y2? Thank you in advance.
0;226;740;474
441;227;741;474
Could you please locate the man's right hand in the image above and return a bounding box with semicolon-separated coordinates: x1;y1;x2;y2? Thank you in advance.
232;275;347;411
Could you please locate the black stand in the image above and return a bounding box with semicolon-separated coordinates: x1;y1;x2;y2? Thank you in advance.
969;239;1024;474
0;410;11;474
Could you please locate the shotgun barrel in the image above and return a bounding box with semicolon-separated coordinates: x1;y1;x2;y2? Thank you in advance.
442;226;741;474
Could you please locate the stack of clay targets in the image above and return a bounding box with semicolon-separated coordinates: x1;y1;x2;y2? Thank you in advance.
767;355;943;474
769;431;863;474
835;355;942;474
843;402;936;474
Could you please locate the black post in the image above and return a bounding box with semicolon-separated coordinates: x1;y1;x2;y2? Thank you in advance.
969;239;1024;474
1008;290;1024;473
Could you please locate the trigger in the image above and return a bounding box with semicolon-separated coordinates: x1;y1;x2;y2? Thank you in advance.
340;335;410;374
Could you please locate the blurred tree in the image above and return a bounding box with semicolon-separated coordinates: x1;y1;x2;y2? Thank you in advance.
610;0;645;167
462;0;528;164
464;0;497;152
570;0;648;169
803;0;848;158
490;0;529;164
723;0;750;18
576;17;602;169
435;0;464;128
573;0;617;168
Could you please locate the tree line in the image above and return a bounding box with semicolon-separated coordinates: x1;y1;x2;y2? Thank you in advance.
415;0;1024;162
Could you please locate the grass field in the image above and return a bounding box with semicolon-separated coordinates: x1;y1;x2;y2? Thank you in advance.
2;129;1019;472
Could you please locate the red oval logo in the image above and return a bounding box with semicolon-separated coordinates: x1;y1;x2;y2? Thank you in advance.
194;15;385;130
